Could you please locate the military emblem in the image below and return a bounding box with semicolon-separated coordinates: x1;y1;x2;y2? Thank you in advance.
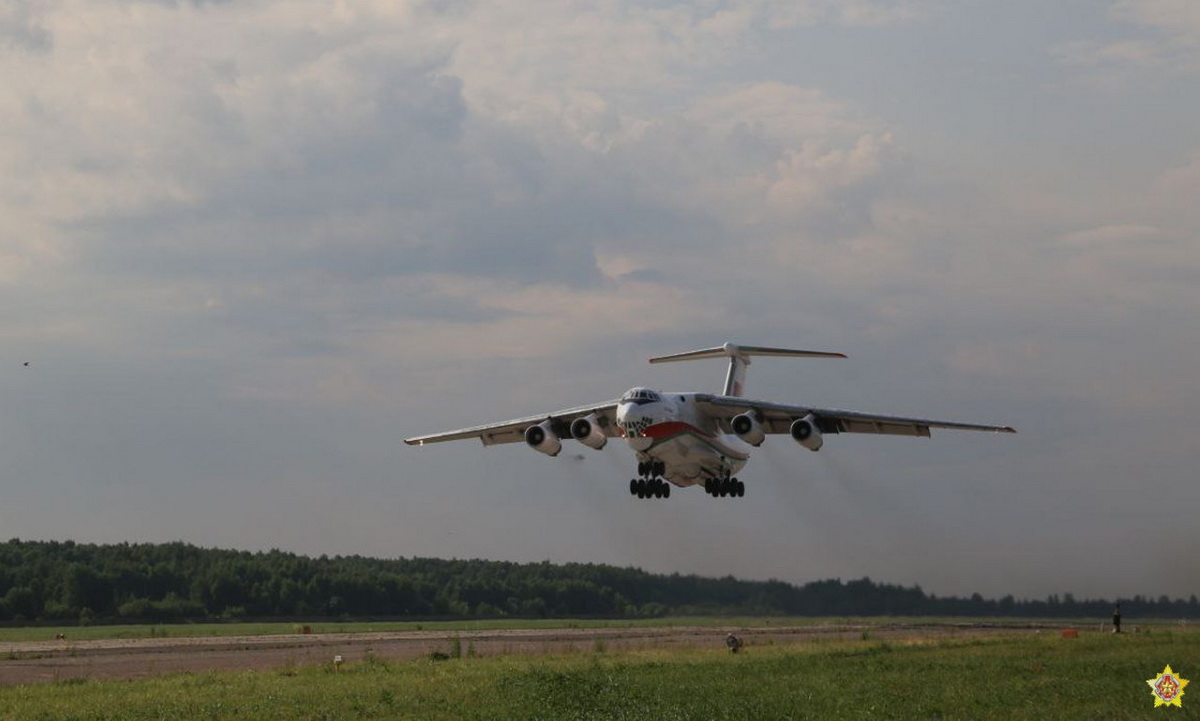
1147;665;1189;708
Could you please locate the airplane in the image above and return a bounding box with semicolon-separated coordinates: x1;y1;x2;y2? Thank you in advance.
404;343;1015;500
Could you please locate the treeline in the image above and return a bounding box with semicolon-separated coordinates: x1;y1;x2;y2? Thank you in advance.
0;539;1196;624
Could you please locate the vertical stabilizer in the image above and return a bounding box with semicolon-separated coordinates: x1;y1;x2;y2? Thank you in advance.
648;343;846;397
724;347;749;397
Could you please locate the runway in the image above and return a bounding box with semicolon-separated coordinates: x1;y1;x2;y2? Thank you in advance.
0;621;1056;685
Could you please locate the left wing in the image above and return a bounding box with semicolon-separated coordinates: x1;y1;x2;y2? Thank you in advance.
404;401;621;447
694;394;1016;437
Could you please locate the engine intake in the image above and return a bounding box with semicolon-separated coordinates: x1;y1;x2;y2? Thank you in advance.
731;412;765;447
790;414;823;452
570;414;608;450
524;420;562;457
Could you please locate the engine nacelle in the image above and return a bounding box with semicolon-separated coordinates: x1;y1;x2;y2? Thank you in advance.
570;414;608;450
730;412;765;447
790;414;823;452
524;420;562;457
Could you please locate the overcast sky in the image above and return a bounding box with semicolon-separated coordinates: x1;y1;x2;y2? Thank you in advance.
2;0;1197;601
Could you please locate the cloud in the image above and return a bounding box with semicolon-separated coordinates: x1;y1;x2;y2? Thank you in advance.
757;0;928;29
1055;0;1200;82
0;0;51;53
3;0;911;292
1154;150;1200;226
1053;39;1164;70
1112;0;1200;38
2;0;914;373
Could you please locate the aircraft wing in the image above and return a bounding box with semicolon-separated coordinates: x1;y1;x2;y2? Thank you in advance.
694;394;1016;437
404;401;622;447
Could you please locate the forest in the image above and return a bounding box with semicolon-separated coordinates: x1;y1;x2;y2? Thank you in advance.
0;539;1195;624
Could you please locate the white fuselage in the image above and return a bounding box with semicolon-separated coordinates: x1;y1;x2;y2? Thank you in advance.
614;388;750;486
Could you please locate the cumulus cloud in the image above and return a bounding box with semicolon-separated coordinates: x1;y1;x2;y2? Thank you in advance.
0;0;919;381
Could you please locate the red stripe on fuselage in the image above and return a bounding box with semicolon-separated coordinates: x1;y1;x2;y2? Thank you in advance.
641;421;750;461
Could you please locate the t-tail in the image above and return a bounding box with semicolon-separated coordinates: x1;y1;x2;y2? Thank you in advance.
648;342;846;397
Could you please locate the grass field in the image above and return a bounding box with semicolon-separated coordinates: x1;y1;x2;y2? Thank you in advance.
1;625;1196;720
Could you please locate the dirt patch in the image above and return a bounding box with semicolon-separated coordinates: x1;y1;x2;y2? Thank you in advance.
0;622;1047;686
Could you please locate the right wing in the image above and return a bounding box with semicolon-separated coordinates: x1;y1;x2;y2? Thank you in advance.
404;401;621;447
694;394;1016;437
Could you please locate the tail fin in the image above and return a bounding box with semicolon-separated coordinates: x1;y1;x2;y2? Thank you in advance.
648;343;845;397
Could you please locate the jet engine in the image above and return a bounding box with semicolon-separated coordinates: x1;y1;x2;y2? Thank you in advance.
524;420;562;457
730;412;765;447
570;414;608;450
790;414;823;452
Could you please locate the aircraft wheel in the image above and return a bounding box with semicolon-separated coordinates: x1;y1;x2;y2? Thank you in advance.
630;479;638;495
662;483;670;499
704;478;713;495
736;480;745;497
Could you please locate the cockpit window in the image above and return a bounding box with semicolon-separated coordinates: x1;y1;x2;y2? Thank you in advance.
620;387;662;405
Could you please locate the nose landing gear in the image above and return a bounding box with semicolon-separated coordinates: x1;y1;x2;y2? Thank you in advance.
630;460;669;500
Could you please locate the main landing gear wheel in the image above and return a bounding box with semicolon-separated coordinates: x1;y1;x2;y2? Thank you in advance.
704;477;745;499
638;460;666;478
630;477;670;499
630;460;670;500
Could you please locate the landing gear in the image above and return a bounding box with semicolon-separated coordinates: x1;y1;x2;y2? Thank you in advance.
629;477;671;499
637;460;666;478
630;460;670;500
704;475;745;499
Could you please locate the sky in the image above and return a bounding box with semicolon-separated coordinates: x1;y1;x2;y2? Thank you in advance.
1;0;1197;601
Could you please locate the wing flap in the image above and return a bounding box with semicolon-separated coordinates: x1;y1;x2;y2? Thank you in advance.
834;418;931;437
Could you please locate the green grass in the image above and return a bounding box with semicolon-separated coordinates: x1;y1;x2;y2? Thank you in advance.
2;628;1196;719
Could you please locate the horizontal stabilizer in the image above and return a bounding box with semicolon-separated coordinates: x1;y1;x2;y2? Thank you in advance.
649;343;845;364
649;343;845;397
